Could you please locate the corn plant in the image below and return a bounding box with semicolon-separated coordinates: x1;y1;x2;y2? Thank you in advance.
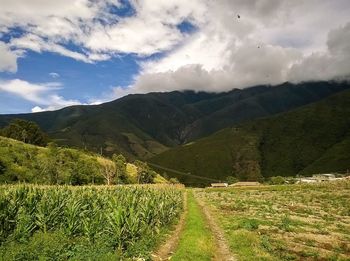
0;184;183;257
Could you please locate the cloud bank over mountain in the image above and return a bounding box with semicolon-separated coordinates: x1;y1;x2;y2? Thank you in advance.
0;0;350;112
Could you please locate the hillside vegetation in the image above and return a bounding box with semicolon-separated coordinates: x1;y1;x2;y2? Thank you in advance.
151;89;350;184
0;136;167;185
0;81;348;159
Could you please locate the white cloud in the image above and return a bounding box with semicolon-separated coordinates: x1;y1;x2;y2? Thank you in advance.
84;0;208;55
0;0;350;100
0;0;204;65
37;94;84;111
0;0;121;67
10;34;106;63
123;0;350;94
0;41;21;72
288;22;350;82
49;72;60;78
0;78;84;112
0;79;60;103
31;106;44;113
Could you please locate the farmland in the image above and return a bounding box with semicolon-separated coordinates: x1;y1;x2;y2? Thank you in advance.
1;182;350;260
196;181;350;260
0;184;183;260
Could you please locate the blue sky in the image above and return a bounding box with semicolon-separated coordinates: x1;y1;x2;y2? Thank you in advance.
0;0;349;114
0;50;140;112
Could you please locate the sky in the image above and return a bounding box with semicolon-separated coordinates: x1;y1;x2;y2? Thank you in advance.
0;0;350;114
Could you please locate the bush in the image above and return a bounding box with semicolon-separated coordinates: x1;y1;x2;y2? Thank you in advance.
169;177;180;184
239;218;260;230
226;176;238;184
269;176;286;185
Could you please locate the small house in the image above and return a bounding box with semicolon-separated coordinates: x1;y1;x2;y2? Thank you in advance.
210;183;228;188
297;178;317;183
229;182;261;187
313;174;336;182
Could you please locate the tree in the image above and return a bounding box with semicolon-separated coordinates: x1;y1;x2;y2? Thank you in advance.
112;154;127;184
0;119;48;146
169;177;180;184
134;160;155;184
73;157;102;185
97;157;116;185
225;176;238;185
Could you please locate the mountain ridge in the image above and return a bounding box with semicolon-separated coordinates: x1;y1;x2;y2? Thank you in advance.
0;81;349;159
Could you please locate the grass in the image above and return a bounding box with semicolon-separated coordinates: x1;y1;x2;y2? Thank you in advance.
171;191;215;261
197;181;350;260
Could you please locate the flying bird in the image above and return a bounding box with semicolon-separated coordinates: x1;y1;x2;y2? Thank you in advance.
237;14;240;19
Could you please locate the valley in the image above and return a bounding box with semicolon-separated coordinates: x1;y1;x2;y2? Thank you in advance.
1;1;350;260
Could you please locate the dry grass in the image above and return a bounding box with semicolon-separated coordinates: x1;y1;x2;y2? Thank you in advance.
196;181;350;260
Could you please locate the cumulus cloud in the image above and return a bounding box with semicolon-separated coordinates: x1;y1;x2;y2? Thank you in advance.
288;22;350;82
49;72;60;78
84;0;207;55
0;79;84;112
0;0;350;99
29;94;85;112
0;41;22;72
0;0;205;68
0;79;59;103
31;106;45;113
10;34;107;63
120;0;350;95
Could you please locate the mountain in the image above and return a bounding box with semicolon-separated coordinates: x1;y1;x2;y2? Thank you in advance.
0;81;349;159
150;88;350;184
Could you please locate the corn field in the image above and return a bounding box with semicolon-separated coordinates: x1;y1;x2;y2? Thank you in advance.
0;184;183;259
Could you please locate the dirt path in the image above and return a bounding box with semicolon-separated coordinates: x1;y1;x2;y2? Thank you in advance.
194;192;236;261
152;191;188;261
153;190;235;261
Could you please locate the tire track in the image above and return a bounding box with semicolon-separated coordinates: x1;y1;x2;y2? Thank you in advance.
194;192;236;261
152;191;188;261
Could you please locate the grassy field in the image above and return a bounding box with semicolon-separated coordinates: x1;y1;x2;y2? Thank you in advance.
196;181;350;261
0;184;183;260
171;192;215;260
1;182;349;260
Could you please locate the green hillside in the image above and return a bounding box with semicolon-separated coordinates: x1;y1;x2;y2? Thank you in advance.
299;136;350;174
0;136;167;185
149;128;262;185
0;136;103;184
0;81;348;159
150;89;350;184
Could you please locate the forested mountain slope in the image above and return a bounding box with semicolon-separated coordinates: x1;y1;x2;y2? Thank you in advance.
0;81;348;159
150;88;350;184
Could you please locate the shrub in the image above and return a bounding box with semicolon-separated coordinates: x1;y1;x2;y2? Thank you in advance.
269;176;286;185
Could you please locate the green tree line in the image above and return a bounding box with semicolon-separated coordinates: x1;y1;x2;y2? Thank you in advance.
0;119;168;185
